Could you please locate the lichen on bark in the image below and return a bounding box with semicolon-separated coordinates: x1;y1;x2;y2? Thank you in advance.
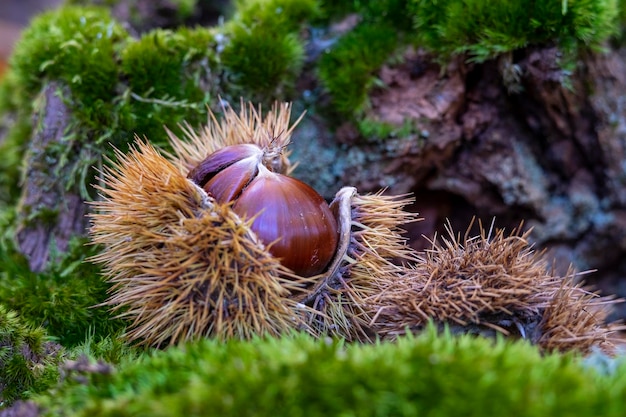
16;82;88;272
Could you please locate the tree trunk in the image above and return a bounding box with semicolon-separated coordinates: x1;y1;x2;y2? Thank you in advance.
16;82;89;272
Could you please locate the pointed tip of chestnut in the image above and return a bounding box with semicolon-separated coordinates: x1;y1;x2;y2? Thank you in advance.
187;144;261;188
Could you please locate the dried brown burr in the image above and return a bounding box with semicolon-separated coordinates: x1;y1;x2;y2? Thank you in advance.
369;220;625;353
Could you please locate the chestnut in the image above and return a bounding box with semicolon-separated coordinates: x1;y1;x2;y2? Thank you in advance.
188;143;339;277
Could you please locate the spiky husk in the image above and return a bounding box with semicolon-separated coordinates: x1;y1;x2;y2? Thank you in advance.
370;221;623;353
300;187;419;341
538;276;623;353
89;140;311;347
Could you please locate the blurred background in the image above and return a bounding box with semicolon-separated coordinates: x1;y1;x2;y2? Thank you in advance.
0;0;63;75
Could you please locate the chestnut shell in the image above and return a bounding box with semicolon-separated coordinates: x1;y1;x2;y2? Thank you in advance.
189;145;339;277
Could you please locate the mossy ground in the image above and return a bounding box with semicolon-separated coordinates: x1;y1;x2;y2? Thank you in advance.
1;0;626;411
0;238;124;348
31;329;626;417
0;305;61;405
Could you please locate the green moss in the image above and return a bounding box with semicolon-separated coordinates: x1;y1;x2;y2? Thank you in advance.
411;0;619;62
9;6;128;125
315;1;412;119
317;0;619;120
69;332;137;366
0;6;222;209
316;0;358;20
612;0;626;42
0;69;19;115
317;0;411;28
0;70;33;209
0;119;29;207
357;117;418;142
0;238;123;347
118;27;218;145
31;329;626;416
318;23;400;116
235;0;320;32
221;0;319;102
123;29;207;98
222;25;304;102
0;305;61;405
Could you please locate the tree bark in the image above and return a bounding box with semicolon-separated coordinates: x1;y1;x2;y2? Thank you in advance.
15;82;88;272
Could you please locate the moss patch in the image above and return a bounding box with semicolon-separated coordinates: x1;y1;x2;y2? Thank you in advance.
0;238;123;348
411;0;619;62
11;6;122;99
221;0;319;102
318;23;401;117
118;27;219;144
33;329;626;417
316;0;620;122
0;305;61;405
9;6;127;129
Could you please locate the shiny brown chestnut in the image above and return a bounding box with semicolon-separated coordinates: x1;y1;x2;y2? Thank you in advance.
188;143;338;277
